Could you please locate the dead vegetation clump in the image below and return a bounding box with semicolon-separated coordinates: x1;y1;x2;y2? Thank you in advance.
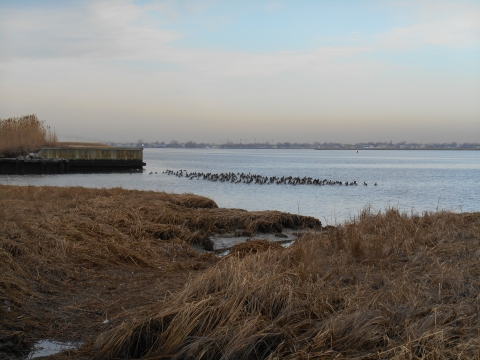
93;207;480;359
228;239;285;258
167;193;218;209
0;114;58;157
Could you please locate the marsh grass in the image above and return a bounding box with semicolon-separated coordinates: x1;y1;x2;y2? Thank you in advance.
0;185;320;358
0;185;318;322
227;239;285;258
2;185;479;359
0;114;58;157
94;207;480;359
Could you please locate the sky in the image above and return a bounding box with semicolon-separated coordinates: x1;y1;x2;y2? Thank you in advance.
0;0;479;144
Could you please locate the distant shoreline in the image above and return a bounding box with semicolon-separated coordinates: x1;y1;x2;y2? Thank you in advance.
314;148;480;151
108;141;480;151
137;147;479;151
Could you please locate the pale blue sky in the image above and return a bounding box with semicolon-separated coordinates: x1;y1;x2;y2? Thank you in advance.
0;0;479;143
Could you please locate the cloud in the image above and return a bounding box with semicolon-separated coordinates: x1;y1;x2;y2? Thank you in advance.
378;1;480;50
166;46;372;79
2;0;479;64
266;1;283;13
0;0;181;61
0;0;372;80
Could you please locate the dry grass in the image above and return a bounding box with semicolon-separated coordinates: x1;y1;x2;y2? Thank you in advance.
0;186;218;357
0;114;58;157
93;207;480;359
3;185;479;359
227;239;285;259
0;185;318;358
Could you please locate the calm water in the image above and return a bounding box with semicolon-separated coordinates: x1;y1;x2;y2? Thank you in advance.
1;149;479;224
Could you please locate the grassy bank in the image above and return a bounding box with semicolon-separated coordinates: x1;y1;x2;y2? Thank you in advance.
0;115;58;157
0;185;318;359
93;208;480;359
1;186;479;359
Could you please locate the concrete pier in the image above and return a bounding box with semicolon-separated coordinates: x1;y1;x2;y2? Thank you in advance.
0;147;145;175
0;158;145;175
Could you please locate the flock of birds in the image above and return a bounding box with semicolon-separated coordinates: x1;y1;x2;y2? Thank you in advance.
154;169;377;187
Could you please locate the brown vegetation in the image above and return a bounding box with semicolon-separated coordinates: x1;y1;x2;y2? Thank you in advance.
0;114;58;157
0;185;318;358
94;208;480;359
227;239;285;258
2;185;479;359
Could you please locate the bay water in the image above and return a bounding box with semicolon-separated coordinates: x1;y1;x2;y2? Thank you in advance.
1;149;478;225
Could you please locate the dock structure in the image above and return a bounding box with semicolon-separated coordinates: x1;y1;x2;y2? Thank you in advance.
40;147;143;161
0;147;146;175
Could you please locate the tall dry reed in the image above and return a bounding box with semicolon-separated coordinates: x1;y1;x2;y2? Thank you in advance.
0;114;58;157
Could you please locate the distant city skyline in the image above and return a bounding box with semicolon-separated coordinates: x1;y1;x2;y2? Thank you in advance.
1;0;479;143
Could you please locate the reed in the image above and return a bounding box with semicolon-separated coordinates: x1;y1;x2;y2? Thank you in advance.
0;114;58;157
94;207;480;359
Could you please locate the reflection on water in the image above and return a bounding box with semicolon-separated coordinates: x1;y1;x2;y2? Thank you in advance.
209;229;302;251
1;149;479;224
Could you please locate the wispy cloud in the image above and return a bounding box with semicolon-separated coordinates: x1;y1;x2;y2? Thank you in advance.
2;0;478;63
0;0;181;61
378;1;480;50
265;1;283;13
0;0;371;79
